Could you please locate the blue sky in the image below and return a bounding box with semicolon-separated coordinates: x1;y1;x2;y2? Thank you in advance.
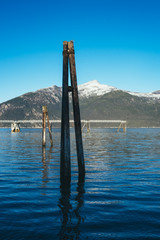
0;0;160;103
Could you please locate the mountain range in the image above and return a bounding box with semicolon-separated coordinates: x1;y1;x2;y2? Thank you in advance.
0;80;160;127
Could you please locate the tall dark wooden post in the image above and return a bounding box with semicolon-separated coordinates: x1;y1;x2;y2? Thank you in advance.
60;41;71;182
68;41;85;177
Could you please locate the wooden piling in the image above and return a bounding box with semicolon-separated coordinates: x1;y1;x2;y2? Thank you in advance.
117;122;122;132
68;41;85;176
87;121;90;133
42;106;53;147
60;41;71;180
81;121;86;132
46;111;53;146
42;106;47;146
123;121;126;133
117;121;127;133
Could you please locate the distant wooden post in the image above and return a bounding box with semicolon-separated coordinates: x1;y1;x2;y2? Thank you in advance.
46;111;53;146
81;121;86;132
117;122;122;132
60;41;71;181
87;121;90;133
123;121;126;133
42;106;47;146
117;121;127;133
42;106;53;147
60;40;85;181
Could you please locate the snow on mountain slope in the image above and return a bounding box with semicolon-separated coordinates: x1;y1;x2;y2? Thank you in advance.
20;85;62;103
78;80;160;100
127;91;160;99
153;90;160;94
19;79;160;102
78;80;117;98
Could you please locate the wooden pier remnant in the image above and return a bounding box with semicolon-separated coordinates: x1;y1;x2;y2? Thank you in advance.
60;41;85;182
42;106;53;147
81;120;91;133
117;121;127;133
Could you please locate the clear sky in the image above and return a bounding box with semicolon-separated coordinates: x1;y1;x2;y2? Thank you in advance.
0;0;160;103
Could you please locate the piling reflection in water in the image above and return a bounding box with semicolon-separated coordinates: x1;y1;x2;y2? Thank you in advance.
42;144;86;239
42;146;52;193
59;174;85;239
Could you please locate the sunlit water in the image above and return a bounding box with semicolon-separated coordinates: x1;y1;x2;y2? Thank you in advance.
0;128;160;240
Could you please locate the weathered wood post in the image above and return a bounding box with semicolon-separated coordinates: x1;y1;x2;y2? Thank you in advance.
42;105;53;147
87;121;90;133
42;106;47;146
123;121;126;133
117;122;122;132
60;41;71;182
68;41;85;177
81;121;86;132
46;111;53;146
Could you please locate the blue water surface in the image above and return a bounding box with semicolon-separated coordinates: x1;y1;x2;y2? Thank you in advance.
0;128;160;240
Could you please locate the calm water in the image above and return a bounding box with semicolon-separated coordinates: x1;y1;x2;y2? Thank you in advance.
0;128;160;240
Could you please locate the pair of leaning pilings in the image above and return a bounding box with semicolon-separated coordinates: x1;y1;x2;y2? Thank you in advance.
60;41;85;184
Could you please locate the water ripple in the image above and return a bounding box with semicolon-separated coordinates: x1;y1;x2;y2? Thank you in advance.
1;128;160;239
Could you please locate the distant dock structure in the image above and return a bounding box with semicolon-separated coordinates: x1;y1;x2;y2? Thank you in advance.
81;120;127;133
0;119;127;132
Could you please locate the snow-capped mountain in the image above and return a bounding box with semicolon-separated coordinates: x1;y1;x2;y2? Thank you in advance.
21;85;62;104
78;80;117;98
127;90;160;100
152;90;160;95
0;80;160;127
78;80;160;100
78;80;160;101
